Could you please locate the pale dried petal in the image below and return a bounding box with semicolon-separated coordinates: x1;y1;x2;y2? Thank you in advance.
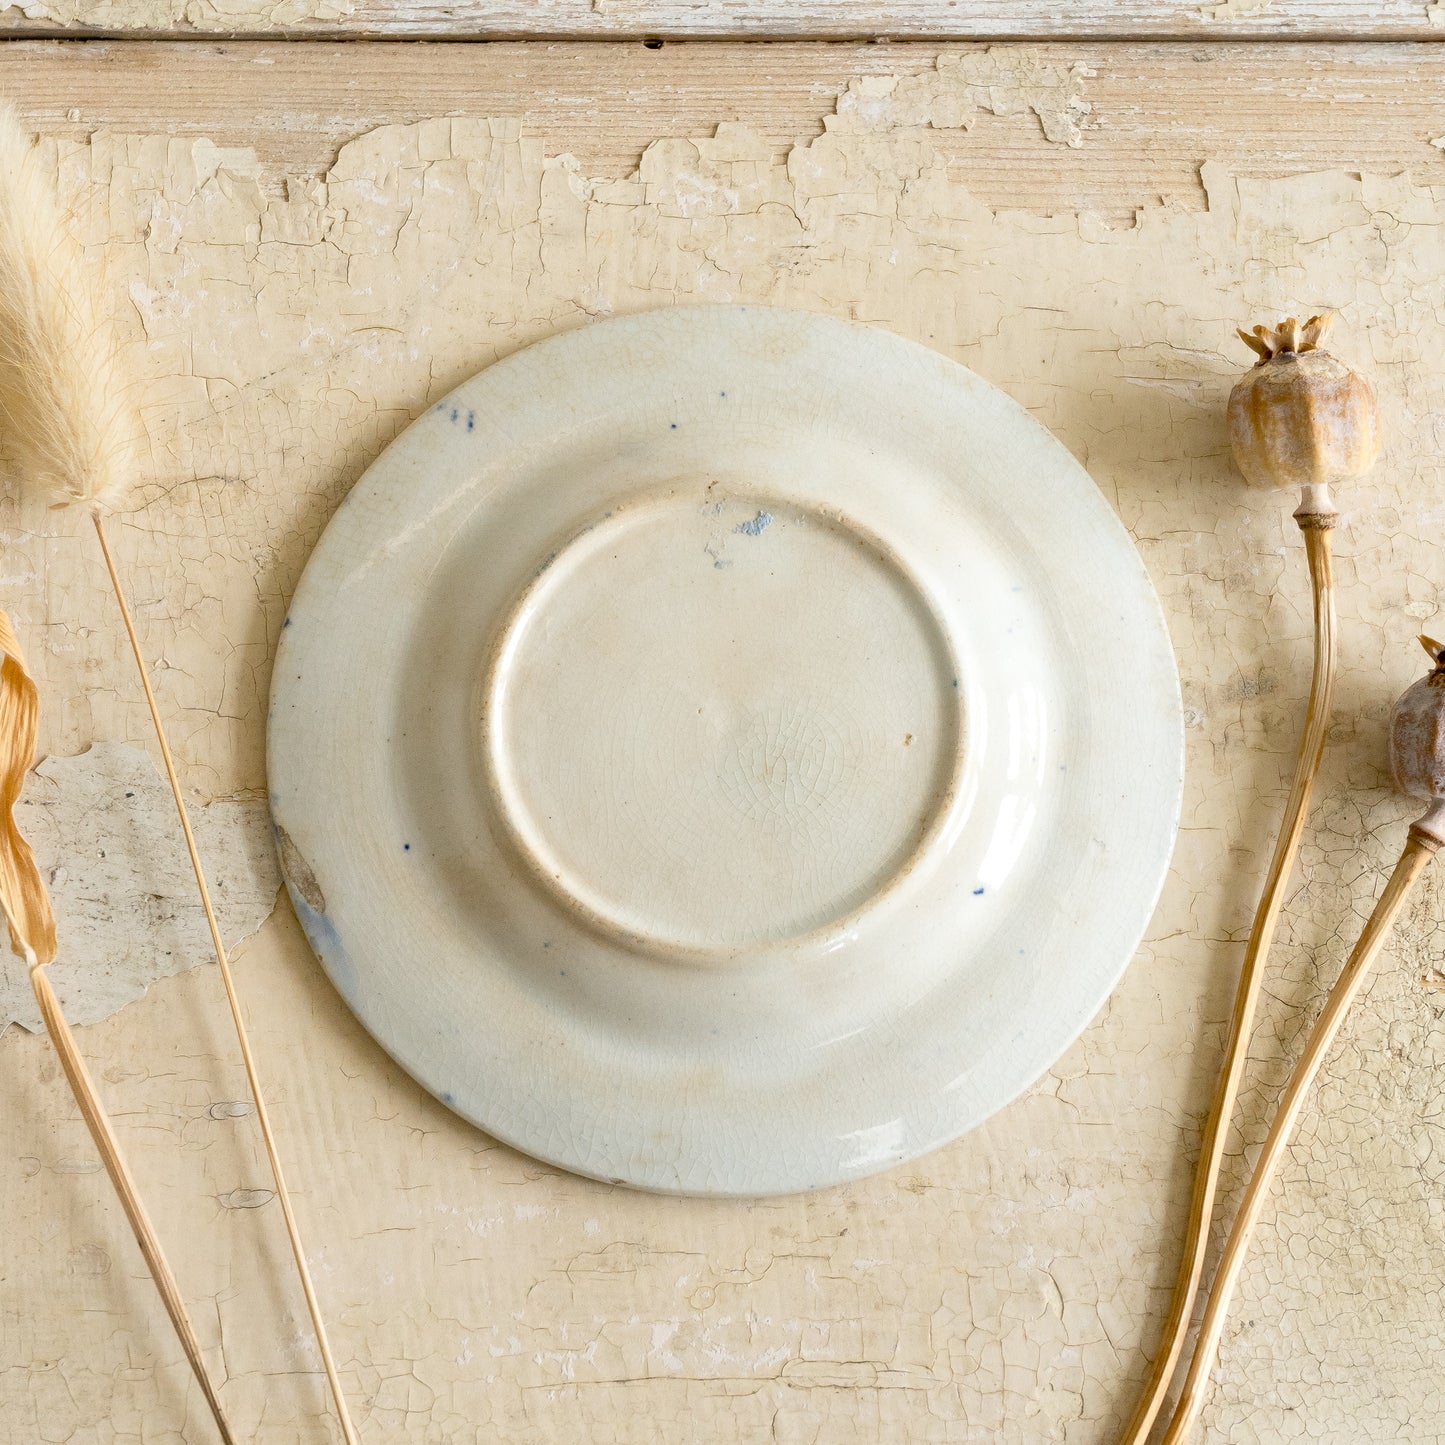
0;608;56;964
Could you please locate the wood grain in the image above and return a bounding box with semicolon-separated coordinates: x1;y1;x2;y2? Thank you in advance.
1;0;1442;41
6;40;1445;217
4;28;1445;1445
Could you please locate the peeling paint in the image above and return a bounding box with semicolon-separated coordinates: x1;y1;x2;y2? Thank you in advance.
1201;0;1275;18
1;743;279;1033
207;1099;255;1119
0;49;1444;1445
218;1186;277;1209
0;0;356;24
830;52;1094;149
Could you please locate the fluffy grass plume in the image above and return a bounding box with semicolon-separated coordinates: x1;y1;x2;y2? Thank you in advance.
0;108;133;509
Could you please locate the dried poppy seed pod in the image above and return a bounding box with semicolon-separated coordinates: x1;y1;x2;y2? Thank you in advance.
1228;312;1380;520
1389;634;1445;844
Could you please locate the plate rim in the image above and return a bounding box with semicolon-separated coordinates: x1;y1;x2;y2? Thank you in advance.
267;303;1184;1196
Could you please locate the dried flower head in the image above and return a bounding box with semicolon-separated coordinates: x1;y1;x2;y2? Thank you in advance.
1389;634;1445;801
1228;312;1380;498
0;108;135;509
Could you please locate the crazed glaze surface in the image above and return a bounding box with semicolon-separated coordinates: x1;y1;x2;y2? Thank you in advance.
267;306;1183;1194
486;493;967;954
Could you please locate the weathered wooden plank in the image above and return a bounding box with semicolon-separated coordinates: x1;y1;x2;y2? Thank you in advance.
4;39;1444;216
4;30;1445;1445
0;0;1441;41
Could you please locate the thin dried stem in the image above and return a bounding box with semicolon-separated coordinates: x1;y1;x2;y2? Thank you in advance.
92;510;362;1445
1117;521;1336;1445
0;109;352;1435
0;608;235;1444
0;108;355;1439
29;965;238;1445
1159;821;1441;1443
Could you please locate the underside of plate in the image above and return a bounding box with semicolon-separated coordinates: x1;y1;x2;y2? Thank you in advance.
485;492;964;957
268;305;1183;1196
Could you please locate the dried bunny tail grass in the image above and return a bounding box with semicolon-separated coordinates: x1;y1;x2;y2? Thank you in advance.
0;109;358;1444
0;610;236;1444
0;108;134;510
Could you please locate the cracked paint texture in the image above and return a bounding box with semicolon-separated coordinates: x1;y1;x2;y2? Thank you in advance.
1;741;280;1032
0;0;356;24
3;49;1445;1445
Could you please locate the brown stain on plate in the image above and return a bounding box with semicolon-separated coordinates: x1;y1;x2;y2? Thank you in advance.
275;824;326;913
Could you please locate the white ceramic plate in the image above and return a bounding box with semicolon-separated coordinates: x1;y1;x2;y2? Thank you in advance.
268;306;1182;1196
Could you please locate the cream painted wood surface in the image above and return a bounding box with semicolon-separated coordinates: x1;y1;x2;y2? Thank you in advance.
2;0;1445;38
6;41;1445;210
3;35;1445;1445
